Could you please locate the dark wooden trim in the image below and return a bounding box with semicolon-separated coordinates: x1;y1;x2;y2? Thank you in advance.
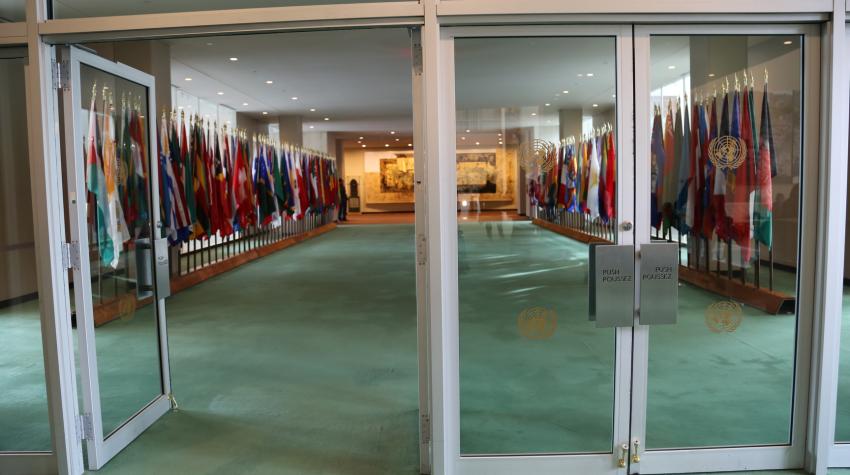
532;218;613;244
679;266;794;315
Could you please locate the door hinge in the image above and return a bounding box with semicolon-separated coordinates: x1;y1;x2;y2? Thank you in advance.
412;41;423;75
53;60;69;91
420;413;431;444
416;233;427;266
77;413;94;441
62;241;80;270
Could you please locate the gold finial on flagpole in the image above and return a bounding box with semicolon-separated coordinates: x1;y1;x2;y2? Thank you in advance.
742;70;748;89
764;68;769;84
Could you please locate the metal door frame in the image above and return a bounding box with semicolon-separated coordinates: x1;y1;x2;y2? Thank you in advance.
59;45;172;470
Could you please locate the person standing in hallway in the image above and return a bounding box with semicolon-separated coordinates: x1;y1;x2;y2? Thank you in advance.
338;177;348;221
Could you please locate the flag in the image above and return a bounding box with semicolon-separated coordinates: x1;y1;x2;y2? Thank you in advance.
729;84;756;262
604;131;616;221
101;99;129;268
753;83;775;248
700;98;716;239
180;118;196;230
650;108;665;229
662;100;677;232
213;130;234;237
676;97;691;231
712;91;731;242
192;119;211;237
586;136;601;219
86;94;118;268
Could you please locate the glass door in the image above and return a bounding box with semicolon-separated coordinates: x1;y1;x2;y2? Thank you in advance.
630;24;819;473
443;25;636;475
59;45;173;470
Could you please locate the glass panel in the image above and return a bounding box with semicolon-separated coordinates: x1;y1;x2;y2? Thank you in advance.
52;0;400;19
0;53;52;452
77;63;162;437
839;138;850;443
646;35;802;448
455;36;619;455
0;2;25;22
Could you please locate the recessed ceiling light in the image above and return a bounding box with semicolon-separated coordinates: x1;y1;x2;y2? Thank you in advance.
612;94;616;98
784;40;793;45
545;103;551;106
184;77;192;81
531;112;537;116
475;142;480;145
242;102;248;106
577;74;583;77
497;133;502;137
407;143;412;147
177;106;183;110
563;90;569;94
226;121;231;125
265;80;273;84
291;97;298;101
206;42;214;46
229;57;238;61
357;140;361;143
708;73;716;77
390;131;396;135
593;104;599;108
461;136;466;140
323;117;330;121
310;108;316;112
362;144;366;148
262;111;268;115
385;144;389;147
309;125;315;129
465;129;470;133
586;73;594;77
217;91;224;95
395;138;400;141
668;65;676;70
358;136;364;140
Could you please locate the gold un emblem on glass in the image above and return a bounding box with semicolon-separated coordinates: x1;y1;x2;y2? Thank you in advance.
705;300;743;333
518;306;557;340
708;135;746;170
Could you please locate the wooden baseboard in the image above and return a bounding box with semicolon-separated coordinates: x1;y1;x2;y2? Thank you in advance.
679;265;794;315
92;222;337;326
532;218;613;244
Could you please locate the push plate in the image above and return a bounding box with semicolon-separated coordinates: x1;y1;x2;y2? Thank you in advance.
639;242;678;325
593;244;635;328
154;238;171;299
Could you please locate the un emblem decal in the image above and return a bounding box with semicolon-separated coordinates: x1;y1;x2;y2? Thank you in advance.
705;300;743;333
708;135;746;170
118;293;137;322
517;306;557;340
519;139;557;173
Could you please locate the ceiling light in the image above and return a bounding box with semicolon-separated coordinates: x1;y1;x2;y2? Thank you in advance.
577;74;583;77
310;108;316;112
593;104;599;108
291;97;298;101
206;42;214;46
184;77;192;81
310;125;315;129
229;57;238;61
385;144;389;147
586;73;594;77
465;129;470;133
323;117;330;121
461;136;466;140
359;136;364;140
407;143;412;146
475;142;480;145
395;138;400;141
668;65;676;70
390;131;396;135
262;111;268;115
217;91;224;95
612;94;616;98
784;40;793;45
708;73;716;77
177;106;183;110
265;80;274;84
242;102;248;106
357;140;361;143
362;144;366;148
545;103;551;106
497;133;502;137
562;90;569;94
531;112;537;116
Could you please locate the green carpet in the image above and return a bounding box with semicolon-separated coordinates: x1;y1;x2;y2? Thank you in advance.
2;222;850;473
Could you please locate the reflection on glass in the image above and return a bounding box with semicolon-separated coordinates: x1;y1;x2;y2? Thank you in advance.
52;0;398;18
646;35;802;448
455;36;617;455
839;175;850;442
78;64;162;437
0;55;51;452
